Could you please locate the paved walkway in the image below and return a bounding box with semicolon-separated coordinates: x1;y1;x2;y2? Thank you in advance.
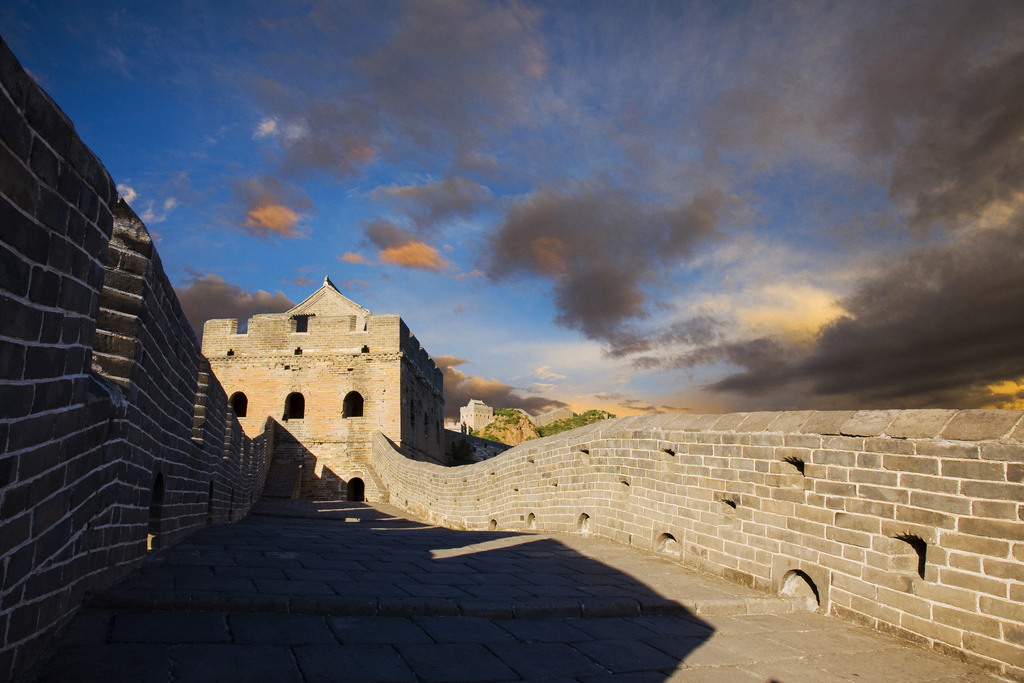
29;501;1005;682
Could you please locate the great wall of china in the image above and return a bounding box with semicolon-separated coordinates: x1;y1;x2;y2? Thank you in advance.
1;32;1023;682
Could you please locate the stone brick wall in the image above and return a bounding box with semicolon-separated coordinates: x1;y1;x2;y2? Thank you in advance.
0;37;271;681
373;409;1024;680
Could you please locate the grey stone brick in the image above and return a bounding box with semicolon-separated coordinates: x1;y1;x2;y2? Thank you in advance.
941;409;1024;441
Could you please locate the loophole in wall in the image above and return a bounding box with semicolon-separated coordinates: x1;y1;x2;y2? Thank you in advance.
489;519;498;531
782;456;806;475
894;534;928;579
656;532;680;558
527;512;536;530
662;447;676;456
577;513;591;534
781;569;819;608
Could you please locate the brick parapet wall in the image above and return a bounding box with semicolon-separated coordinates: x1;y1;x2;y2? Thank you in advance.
373;408;1024;680
0;36;271;681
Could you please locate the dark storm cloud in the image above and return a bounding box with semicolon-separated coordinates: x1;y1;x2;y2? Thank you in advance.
175;272;294;342
371;177;494;232
702;0;1024;235
834;0;1024;233
707;220;1024;407
433;356;569;420
486;185;723;344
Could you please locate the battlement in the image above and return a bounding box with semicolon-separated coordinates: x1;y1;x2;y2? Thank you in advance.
373;409;1024;680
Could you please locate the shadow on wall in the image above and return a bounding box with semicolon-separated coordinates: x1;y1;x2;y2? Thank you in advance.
265;424;364;501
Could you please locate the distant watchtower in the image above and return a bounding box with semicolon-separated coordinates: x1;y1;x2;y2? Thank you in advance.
201;277;445;500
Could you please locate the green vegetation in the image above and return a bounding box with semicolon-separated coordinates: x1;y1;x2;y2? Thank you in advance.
536;409;617;437
476;409;540;446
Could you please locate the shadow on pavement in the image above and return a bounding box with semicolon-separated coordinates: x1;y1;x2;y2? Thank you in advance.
25;501;763;682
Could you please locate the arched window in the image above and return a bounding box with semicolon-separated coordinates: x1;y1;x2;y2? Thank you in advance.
229;392;248;418
347;477;365;502
148;473;164;550
284;392;305;421
343;391;364;418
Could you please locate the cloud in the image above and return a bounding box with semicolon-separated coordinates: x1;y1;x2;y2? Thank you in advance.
371;176;494;231
534;366;566;381
485;184;724;345
700;0;1024;236
364;220;449;271
358;0;547;157
432;355;569;420
175;272;294;342
253;117;279;139
249;0;547;179
116;183;137;203
378;242;448;271
704;218;1024;408
339;252;371;265
234;175;314;238
288;276;317;288
139;196;178;224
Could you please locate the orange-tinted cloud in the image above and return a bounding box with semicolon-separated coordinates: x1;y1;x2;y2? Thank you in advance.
234;175;313;239
378;241;448;271
364;220;448;272
340;251;371;265
245;203;301;237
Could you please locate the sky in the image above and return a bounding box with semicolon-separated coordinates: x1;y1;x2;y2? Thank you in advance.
4;0;1024;419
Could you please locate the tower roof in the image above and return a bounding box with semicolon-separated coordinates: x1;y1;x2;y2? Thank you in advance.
285;276;371;318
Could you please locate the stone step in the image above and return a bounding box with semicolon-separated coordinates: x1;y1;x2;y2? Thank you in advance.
83;590;814;620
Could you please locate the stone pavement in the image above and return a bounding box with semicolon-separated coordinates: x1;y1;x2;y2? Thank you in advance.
27;501;1007;682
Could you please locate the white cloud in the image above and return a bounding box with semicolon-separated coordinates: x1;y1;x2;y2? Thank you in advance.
534;366;567;380
117;183;137;203
140;197;178;224
254;117;279;139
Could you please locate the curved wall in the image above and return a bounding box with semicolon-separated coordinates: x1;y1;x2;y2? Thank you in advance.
373;409;1024;680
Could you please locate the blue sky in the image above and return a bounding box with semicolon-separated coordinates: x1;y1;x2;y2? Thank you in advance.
4;0;1023;418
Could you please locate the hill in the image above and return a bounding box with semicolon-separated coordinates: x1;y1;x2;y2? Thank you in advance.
474;409;540;446
536;409;617;437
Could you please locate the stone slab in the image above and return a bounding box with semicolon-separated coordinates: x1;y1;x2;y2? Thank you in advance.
942;410;1024;441
884;410;958;439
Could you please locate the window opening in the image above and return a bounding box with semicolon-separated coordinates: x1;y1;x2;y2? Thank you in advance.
343;391;364;418
230;392;248;418
284;393;305;420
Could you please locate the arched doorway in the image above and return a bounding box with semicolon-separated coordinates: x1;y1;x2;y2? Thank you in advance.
342;391;364;418
229;392;247;418
148;473;164;550
347;477;365;502
283;392;304;421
